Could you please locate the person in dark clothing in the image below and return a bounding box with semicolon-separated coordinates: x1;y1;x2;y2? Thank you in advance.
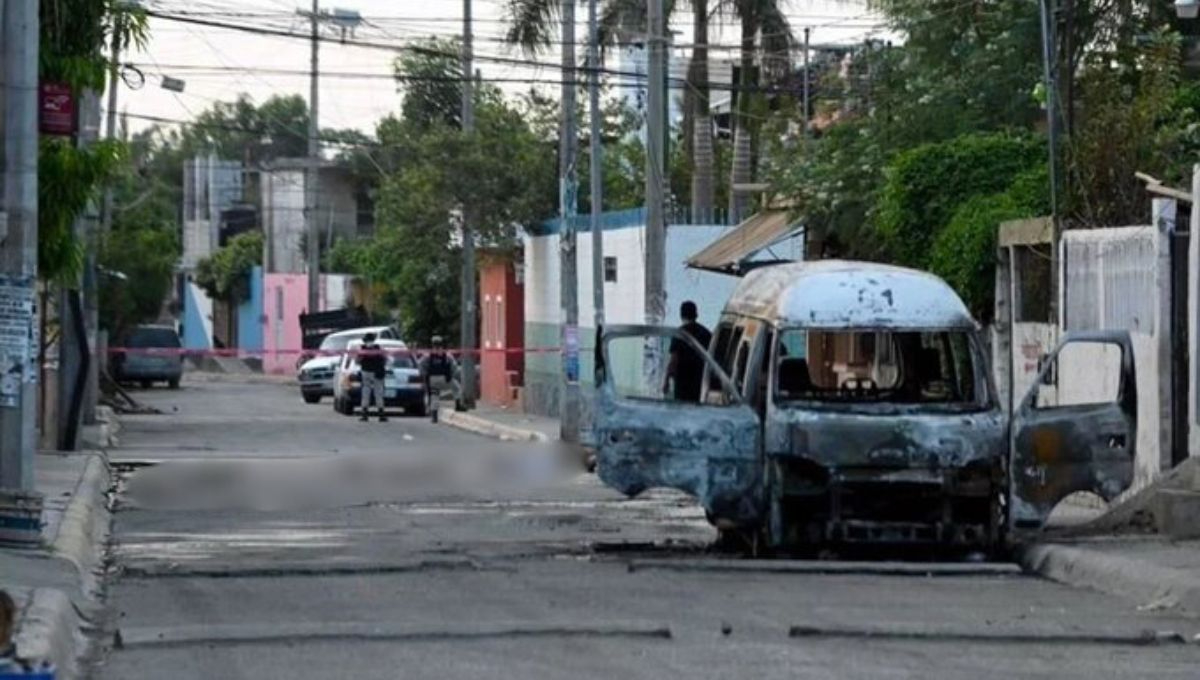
663;300;713;402
358;333;388;422
420;335;457;411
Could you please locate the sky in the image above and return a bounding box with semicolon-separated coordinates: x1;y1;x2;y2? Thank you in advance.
117;0;891;137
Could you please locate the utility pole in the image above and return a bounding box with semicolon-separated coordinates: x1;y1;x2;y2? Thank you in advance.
802;27;811;142
1038;0;1060;227
559;0;580;442
460;0;477;409
644;0;667;380
89;11;125;424
1;0;41;496
588;0;604;329
306;0;321;314
1038;0;1061;321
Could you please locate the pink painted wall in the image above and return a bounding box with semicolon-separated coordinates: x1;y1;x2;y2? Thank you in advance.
263;274;307;374
262;273;350;374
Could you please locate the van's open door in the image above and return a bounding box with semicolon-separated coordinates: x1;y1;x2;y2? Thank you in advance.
594;325;762;526
1009;331;1137;531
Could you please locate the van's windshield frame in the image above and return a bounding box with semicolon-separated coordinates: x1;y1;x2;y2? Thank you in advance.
770;326;993;415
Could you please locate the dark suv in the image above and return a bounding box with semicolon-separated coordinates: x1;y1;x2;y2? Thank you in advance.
112;325;184;388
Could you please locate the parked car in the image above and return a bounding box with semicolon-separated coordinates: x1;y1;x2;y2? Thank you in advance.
593;260;1138;556
332;339;426;416
112;325;184;389
297;326;397;404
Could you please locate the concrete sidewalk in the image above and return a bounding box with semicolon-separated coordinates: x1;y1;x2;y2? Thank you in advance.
1020;537;1200;618
440;403;560;442
1;450;112;679
1023;458;1200;617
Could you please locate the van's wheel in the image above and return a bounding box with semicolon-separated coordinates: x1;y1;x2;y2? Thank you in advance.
169;378;181;390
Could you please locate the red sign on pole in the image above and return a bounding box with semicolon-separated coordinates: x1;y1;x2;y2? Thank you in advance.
39;82;75;136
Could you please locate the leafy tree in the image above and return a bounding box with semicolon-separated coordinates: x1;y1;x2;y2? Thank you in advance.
1065;30;1193;228
875;133;1043;267
727;0;793;221
38;139;125;282
98;130;185;334
329;41;557;342
38;0;147;282
170;94;310;165
99;226;178;338
193;232;263;303
929;166;1050;321
395;38;465;130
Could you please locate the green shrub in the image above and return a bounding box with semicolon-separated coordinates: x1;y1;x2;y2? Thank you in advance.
928;168;1049;324
194;231;263;302
875;133;1044;267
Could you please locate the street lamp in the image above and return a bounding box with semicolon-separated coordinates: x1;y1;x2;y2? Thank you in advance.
1177;0;1199;19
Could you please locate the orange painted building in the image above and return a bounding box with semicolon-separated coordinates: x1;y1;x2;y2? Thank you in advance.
479;255;524;407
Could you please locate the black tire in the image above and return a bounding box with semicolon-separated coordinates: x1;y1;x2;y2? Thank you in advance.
168;378;181;390
303;393;321;404
409;402;427;418
140;380;152;389
341;400;356;416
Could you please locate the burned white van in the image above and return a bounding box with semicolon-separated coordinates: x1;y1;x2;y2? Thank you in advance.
594;261;1137;553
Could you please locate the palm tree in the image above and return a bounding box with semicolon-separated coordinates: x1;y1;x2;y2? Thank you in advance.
504;0;720;218
503;0;789;223
724;0;792;223
690;0;715;222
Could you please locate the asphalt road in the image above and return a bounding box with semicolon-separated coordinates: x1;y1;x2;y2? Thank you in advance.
89;374;1200;679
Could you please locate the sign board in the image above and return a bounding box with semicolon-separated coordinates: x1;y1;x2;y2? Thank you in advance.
160;76;186;93
0;275;36;408
563;325;579;384
39;82;75;136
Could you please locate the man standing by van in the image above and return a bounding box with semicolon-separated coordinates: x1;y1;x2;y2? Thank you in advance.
358;333;388;422
663;300;712;402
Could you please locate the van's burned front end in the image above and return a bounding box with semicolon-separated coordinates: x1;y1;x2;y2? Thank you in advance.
765;328;1005;552
766;408;1005;550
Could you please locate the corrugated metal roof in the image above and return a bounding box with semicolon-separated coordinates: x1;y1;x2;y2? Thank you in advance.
685;210;800;275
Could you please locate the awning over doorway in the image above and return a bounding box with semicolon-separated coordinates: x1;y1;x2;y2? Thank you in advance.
685;210;801;276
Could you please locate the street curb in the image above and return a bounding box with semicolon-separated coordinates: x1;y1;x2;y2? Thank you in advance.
49;452;112;595
1018;543;1200;615
11;452;113;680
13;588;84;680
440;409;549;442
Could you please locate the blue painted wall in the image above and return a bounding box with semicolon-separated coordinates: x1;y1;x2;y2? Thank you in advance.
182;282;211;350
237;266;264;351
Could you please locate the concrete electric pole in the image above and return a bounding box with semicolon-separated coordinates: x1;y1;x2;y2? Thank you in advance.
559;0;580;442
643;0;667;385
89;10;127;425
1;0;41;496
460;0;477;409
306;0;322;314
588;0;604;329
802;27;810;142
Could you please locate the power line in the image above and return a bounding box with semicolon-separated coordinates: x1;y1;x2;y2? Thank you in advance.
143;9;647;81
145;8;887;85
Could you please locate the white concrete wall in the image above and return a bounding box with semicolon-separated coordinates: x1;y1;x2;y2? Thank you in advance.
1061;225;1167;490
578;227;648;326
526;223;780;330
263;169;307;274
524;232;560;327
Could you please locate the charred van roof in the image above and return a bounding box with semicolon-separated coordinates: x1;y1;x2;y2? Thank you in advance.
724;260;975;329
